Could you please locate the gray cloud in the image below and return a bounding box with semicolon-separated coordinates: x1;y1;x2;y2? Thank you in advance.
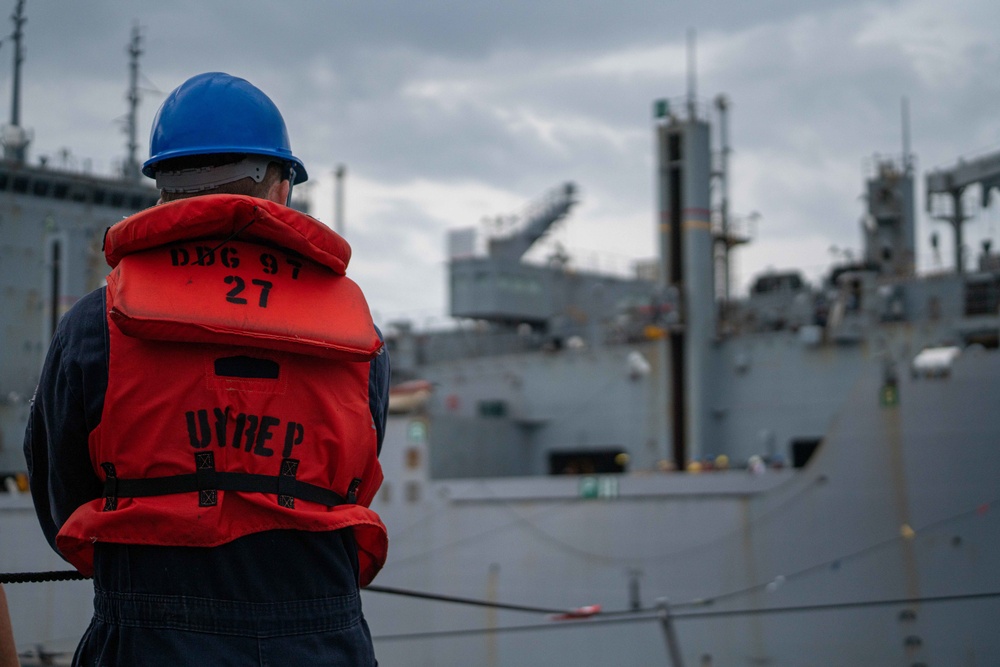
2;0;998;320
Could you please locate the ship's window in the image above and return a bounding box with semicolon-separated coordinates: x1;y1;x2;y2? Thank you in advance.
405;481;421;503
845;279;862;312
964;277;1000;317
71;190;87;203
92;189;106;205
963;330;999;349
32;179;49;197
550;449;627;475
0;173;8;190
405;447;421;469
668;132;682;161
12;176;28;193
791;438;822;468
378;482;391;503
928;296;941;321
477;400;507;418
752;272;804;294
53;183;68;199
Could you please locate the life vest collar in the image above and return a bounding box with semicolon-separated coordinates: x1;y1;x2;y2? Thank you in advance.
104;195;351;275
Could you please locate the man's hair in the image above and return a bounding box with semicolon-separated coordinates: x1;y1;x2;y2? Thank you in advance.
155;153;286;202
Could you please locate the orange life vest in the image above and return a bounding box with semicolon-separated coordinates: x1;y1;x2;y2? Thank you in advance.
56;195;388;586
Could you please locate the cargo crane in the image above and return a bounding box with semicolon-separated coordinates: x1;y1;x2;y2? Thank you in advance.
486;182;577;262
926;148;1000;273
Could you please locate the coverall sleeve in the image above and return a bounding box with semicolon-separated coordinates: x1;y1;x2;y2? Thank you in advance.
23;290;106;556
369;326;391;455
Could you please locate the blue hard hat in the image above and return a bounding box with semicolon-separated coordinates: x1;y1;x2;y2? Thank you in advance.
142;72;307;184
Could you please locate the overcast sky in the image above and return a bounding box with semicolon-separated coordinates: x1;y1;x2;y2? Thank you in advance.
10;0;1000;326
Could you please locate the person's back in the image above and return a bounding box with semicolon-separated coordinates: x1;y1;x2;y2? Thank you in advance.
24;73;389;666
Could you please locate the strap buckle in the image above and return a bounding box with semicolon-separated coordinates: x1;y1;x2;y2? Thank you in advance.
195;452;218;507
101;462;118;511
278;458;299;508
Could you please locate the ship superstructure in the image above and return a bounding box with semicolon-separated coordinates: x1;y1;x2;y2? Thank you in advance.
0;161;158;466
382;95;999;482
364;91;1000;666
0;7;158;473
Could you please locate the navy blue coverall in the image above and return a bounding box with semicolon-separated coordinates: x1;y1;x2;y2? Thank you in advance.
24;287;390;666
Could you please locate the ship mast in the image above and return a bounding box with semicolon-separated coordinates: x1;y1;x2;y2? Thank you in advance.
901;96;912;175
654;31;714;470
123;23;143;180
685;29;697;119
2;0;29;163
715;94;731;303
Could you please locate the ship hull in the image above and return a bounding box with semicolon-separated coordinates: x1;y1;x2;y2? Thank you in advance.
364;346;1000;666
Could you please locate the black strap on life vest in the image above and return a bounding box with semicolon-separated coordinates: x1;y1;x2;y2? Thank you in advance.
101;452;362;511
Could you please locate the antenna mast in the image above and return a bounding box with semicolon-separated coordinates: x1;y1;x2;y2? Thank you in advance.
123;23;143;180
686;28;697;119
715;94;731;302
3;0;29;163
901;96;912;175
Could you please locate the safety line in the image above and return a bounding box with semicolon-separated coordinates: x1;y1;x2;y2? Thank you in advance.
364;584;573;615
0;569;596;617
372;590;1000;642
373;612;661;641
0;570;87;584
674;590;1000;619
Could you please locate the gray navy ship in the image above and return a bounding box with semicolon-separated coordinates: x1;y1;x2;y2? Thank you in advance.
2;6;1000;666
361;96;1000;664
